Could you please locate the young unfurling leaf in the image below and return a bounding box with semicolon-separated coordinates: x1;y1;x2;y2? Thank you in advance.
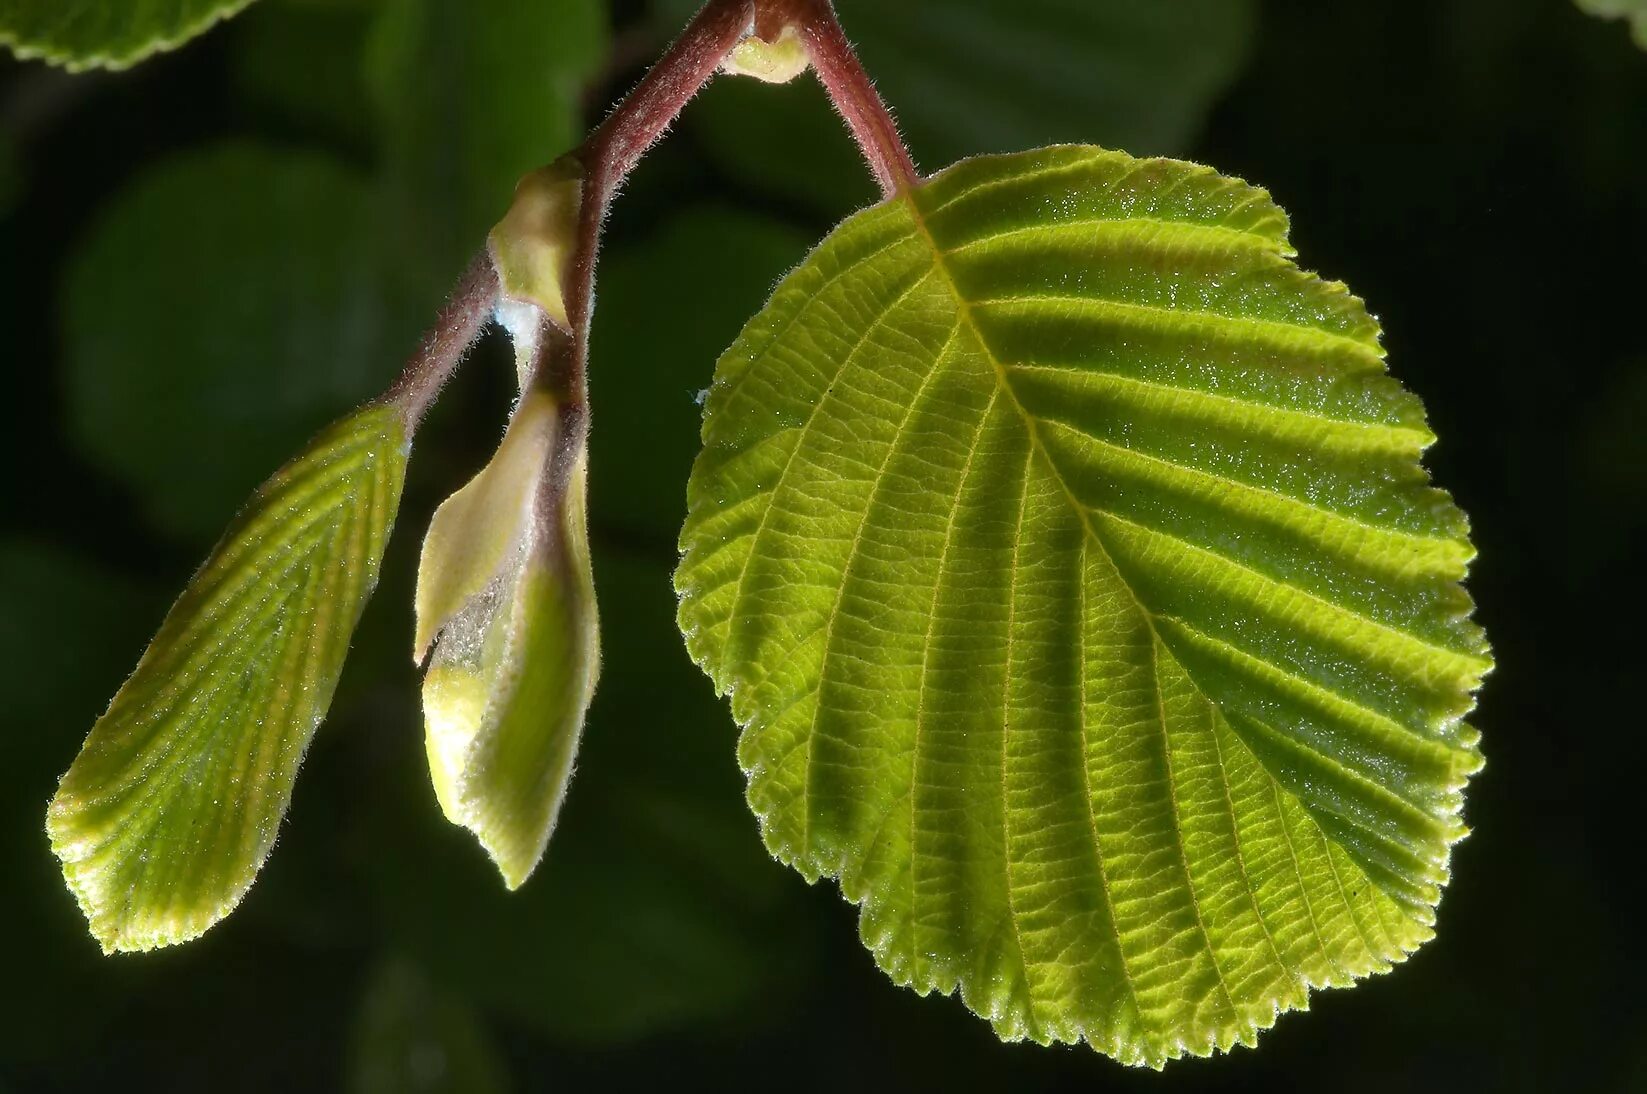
722;25;809;85
47;406;408;952
417;388;600;888
488;158;584;335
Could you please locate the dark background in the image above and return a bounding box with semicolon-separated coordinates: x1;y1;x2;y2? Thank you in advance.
1;0;1642;1090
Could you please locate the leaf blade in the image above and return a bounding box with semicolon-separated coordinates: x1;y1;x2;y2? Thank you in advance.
0;0;258;70
47;405;408;953
678;146;1490;1065
418;391;601;889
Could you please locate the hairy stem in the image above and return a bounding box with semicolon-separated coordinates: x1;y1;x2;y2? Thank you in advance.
398;0;918;431
558;0;917;407
789;0;919;196
562;0;755;407
383;252;500;427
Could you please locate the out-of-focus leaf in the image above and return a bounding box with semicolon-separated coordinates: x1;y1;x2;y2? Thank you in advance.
1577;0;1647;46
0;0;259;71
663;0;1256;212
372;550;817;1043
590;206;810;540
365;0;606;290
418;390;600;889
48;405;408;953
64;144;397;543
678;146;1490;1065
232;0;377;145
349;960;511;1094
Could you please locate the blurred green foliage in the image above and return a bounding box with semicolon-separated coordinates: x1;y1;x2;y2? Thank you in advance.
348;960;511;1094
2;0;1645;1089
65;145;397;540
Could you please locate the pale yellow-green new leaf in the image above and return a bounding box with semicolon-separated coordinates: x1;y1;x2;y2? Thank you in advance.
48;405;407;952
418;390;600;889
677;146;1491;1066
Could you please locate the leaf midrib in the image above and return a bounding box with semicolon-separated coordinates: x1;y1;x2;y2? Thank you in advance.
901;191;1482;676
895;184;1425;997
898;186;1178;666
901;187;1246;1055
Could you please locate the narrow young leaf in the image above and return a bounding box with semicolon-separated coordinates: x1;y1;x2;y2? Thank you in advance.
48;406;408;953
418;390;600;889
0;0;258;71
677;145;1491;1066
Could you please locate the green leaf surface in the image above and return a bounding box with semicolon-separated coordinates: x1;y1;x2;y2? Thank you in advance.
48;405;408;953
64;144;397;543
676;146;1491;1065
669;0;1255;213
1577;0;1647;46
231;0;378;145
0;0;258;70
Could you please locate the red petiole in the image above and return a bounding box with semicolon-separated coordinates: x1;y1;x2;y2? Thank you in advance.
386;0;917;426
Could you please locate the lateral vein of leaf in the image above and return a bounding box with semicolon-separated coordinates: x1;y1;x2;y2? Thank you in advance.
973;294;1382;366
1147;634;1242;1032
1157;616;1469;761
720;264;941;698
1088;507;1486;678
1315;823;1386;962
1072;533;1147;1046
800;312;964;864
997;441;1040;1039
1202;704;1294;986
62;519;335;813
104;491;361;740
705;224;919;423
154;436;378;639
1040;419;1464;574
1004;363;1430;452
1266;777;1354;981
939;215;1282;262
919;151;1285;249
907;384;1002;988
1219;705;1455;863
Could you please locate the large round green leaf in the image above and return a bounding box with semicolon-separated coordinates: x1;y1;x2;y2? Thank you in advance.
676;145;1491;1066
